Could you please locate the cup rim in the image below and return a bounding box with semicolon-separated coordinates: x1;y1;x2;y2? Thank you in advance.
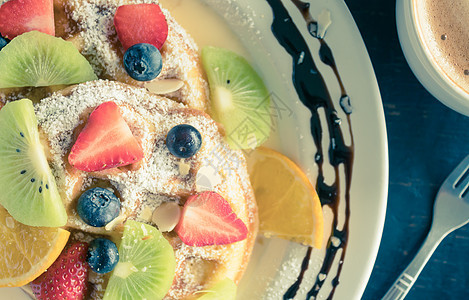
396;0;469;116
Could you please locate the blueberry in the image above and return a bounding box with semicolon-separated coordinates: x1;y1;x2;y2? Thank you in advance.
123;43;162;81
0;35;9;51
76;187;120;227
166;124;202;158
87;238;119;274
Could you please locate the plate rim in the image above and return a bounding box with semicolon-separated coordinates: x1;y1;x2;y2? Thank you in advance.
0;0;389;299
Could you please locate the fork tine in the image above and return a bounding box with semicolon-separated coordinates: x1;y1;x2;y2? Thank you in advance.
457;176;469;198
443;154;469;188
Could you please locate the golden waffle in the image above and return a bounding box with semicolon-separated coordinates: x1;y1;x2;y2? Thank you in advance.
0;0;209;111
0;0;258;297
36;80;258;299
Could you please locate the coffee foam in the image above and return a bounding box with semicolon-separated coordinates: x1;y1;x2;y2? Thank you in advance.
415;0;469;93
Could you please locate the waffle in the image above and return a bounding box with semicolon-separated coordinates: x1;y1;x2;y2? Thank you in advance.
0;0;209;111
0;0;258;297
35;80;258;299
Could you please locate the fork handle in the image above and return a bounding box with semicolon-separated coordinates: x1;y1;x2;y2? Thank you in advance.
381;228;448;300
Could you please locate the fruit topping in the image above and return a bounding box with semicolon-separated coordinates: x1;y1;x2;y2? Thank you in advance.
198;278;237;300
174;191;248;247
123;43;163;81
30;242;89;300
152;202;181;232
247;147;324;248
0;31;97;88
177;159;191;176
0;206;70;287
0;35;8;50
87;238;119;274
114;3;168;51
103;221;176;300
0;99;67;227
166;124;202;159
144;78;185;95
0;0;54;39
196;165;222;192
104;215;126;232
68;101;144;172
77;187;120;227
201;46;271;149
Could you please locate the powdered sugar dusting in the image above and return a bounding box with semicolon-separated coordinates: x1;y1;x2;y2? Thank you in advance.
35;80;257;298
66;0;208;110
0;0;257;297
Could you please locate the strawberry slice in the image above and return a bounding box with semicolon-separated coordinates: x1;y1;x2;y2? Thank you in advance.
0;0;54;39
114;3;168;51
175;191;248;246
31;242;89;300
68;101;144;172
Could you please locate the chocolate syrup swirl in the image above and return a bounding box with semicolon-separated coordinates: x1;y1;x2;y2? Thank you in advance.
265;0;354;299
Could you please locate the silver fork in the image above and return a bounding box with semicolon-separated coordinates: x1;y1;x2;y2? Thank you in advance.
382;154;469;300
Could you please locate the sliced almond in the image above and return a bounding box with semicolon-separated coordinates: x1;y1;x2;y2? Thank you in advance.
152;202;181;232
139;206;153;222
196;165;222;192
145;79;185;95
177;159;191;176
105;215;126;231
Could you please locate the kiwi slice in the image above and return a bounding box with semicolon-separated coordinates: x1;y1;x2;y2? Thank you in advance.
202;46;271;149
0;99;67;227
198;278;237;300
103;220;176;300
0;31;97;88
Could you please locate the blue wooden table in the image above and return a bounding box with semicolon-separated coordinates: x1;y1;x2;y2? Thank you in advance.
343;1;469;299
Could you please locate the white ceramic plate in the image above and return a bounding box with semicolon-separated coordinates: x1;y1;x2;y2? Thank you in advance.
202;0;388;299
0;0;387;299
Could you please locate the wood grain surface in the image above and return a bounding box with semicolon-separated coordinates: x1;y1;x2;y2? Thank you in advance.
343;0;469;299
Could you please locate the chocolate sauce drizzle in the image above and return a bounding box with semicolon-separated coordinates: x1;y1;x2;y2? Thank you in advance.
265;0;355;299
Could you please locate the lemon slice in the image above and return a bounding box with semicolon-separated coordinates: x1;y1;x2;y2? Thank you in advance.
247;147;324;248
0;205;70;287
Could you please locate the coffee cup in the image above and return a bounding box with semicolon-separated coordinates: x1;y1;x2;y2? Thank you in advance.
396;0;469;115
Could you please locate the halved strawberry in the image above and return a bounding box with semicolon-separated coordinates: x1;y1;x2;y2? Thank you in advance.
0;0;54;39
31;242;89;300
114;3;168;51
174;191;248;246
68;101;144;172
